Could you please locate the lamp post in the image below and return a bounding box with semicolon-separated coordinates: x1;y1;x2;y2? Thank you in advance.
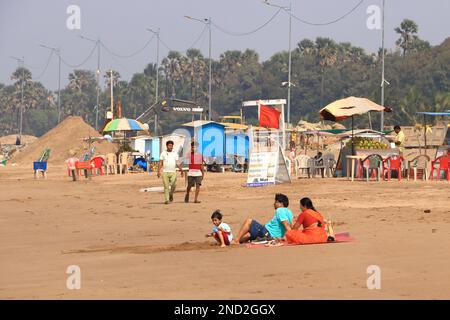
10;56;25;144
380;0;386;132
185;15;212;121
80;35;101;130
40;44;61;124
264;1;292;127
146;28;160;135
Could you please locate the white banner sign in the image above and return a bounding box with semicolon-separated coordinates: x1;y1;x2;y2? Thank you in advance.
246;151;277;187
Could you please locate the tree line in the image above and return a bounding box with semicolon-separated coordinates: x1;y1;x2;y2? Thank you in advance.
1;19;449;137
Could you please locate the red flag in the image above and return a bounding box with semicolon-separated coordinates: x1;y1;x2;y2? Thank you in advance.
259;105;281;129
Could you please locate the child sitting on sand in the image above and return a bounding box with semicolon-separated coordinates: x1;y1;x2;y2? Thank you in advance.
206;210;233;247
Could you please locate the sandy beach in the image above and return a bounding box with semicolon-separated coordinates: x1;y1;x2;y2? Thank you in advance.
1;165;449;300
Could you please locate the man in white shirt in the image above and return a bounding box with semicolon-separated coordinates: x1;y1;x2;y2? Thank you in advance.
157;140;183;204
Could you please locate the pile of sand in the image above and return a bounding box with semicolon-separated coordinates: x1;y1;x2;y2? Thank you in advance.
0;135;37;145
11;116;118;165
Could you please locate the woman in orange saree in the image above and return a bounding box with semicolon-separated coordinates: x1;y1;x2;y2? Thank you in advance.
285;198;331;244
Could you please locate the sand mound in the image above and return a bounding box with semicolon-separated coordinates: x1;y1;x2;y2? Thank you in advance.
11;116;118;165
0;135;37;145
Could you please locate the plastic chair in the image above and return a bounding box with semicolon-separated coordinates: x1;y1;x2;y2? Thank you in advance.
407;155;430;181
323;153;336;177
76;161;92;177
359;154;383;182
106;153;117;175
294;155;311;178
118;152;130;174
430;155;450;181
90;156;104;176
382;155;404;181
33;161;47;179
310;156;325;178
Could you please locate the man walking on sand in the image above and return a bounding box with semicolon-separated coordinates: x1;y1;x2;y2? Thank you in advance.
158;140;183;204
185;141;205;203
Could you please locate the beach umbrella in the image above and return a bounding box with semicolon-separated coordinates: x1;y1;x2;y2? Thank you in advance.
103;118;146;132
320;97;392;154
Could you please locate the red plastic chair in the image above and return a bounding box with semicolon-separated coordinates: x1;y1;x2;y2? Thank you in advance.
90;156;104;176
382;155;404;181
76;161;92;177
430;155;450;181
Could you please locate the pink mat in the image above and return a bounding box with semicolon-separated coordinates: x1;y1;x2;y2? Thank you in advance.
245;232;354;248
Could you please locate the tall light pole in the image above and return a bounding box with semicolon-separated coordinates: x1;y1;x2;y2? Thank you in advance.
264;1;292;127
380;0;386;132
185;15;212;121
10;56;25;144
80;35;101;130
40;44;61;124
147;28;160;135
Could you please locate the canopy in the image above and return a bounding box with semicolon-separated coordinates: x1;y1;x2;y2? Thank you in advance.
320;96;391;122
416;112;450;116
103;118;146;132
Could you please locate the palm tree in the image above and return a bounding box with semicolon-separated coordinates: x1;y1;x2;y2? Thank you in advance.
395;19;419;57
162;51;185;98
103;70;121;88
185;49;206;101
315;37;338;106
68;70;96;92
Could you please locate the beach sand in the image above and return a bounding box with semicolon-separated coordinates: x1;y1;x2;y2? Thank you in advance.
0;165;449;299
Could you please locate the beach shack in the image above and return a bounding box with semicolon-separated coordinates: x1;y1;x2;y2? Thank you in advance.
180;120;226;164
130;135;152;155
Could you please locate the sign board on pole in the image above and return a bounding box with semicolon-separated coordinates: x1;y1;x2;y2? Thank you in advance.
246;126;291;187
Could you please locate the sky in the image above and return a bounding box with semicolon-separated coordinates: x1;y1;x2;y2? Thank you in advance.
1;0;449;90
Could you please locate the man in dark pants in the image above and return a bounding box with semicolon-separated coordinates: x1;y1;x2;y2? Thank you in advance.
185;142;205;203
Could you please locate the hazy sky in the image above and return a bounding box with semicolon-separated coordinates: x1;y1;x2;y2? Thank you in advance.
1;0;449;90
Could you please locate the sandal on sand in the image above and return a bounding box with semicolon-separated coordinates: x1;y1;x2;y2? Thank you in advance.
184;195;189;203
194;200;201;203
265;240;283;247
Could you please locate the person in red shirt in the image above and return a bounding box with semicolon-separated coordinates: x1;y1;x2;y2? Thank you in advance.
184;141;205;203
285;197;334;244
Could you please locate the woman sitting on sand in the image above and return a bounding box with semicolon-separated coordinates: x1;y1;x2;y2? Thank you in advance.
285;197;334;245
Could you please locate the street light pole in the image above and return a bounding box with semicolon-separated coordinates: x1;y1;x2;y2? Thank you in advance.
185;15;213;121
147;28;160;135
10;56;25;144
80;35;101;130
208;17;212;121
287;3;292;126
380;0;386;132
264;1;292;127
40;44;62;124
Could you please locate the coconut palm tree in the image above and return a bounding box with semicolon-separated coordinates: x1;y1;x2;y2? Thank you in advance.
395;19;419;57
315;37;338;106
185;49;206;101
162;51;185;98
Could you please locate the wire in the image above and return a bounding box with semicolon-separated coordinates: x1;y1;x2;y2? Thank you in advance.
159;24;208;55
289;0;365;26
33;50;54;80
100;34;155;58
61;43;98;68
186;24;208;51
212;8;282;36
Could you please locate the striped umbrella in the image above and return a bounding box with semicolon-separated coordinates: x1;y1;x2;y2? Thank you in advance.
103;118;146;132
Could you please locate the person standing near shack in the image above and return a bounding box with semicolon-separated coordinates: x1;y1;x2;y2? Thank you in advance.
185;141;205;203
158;140;183;205
393;125;406;154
